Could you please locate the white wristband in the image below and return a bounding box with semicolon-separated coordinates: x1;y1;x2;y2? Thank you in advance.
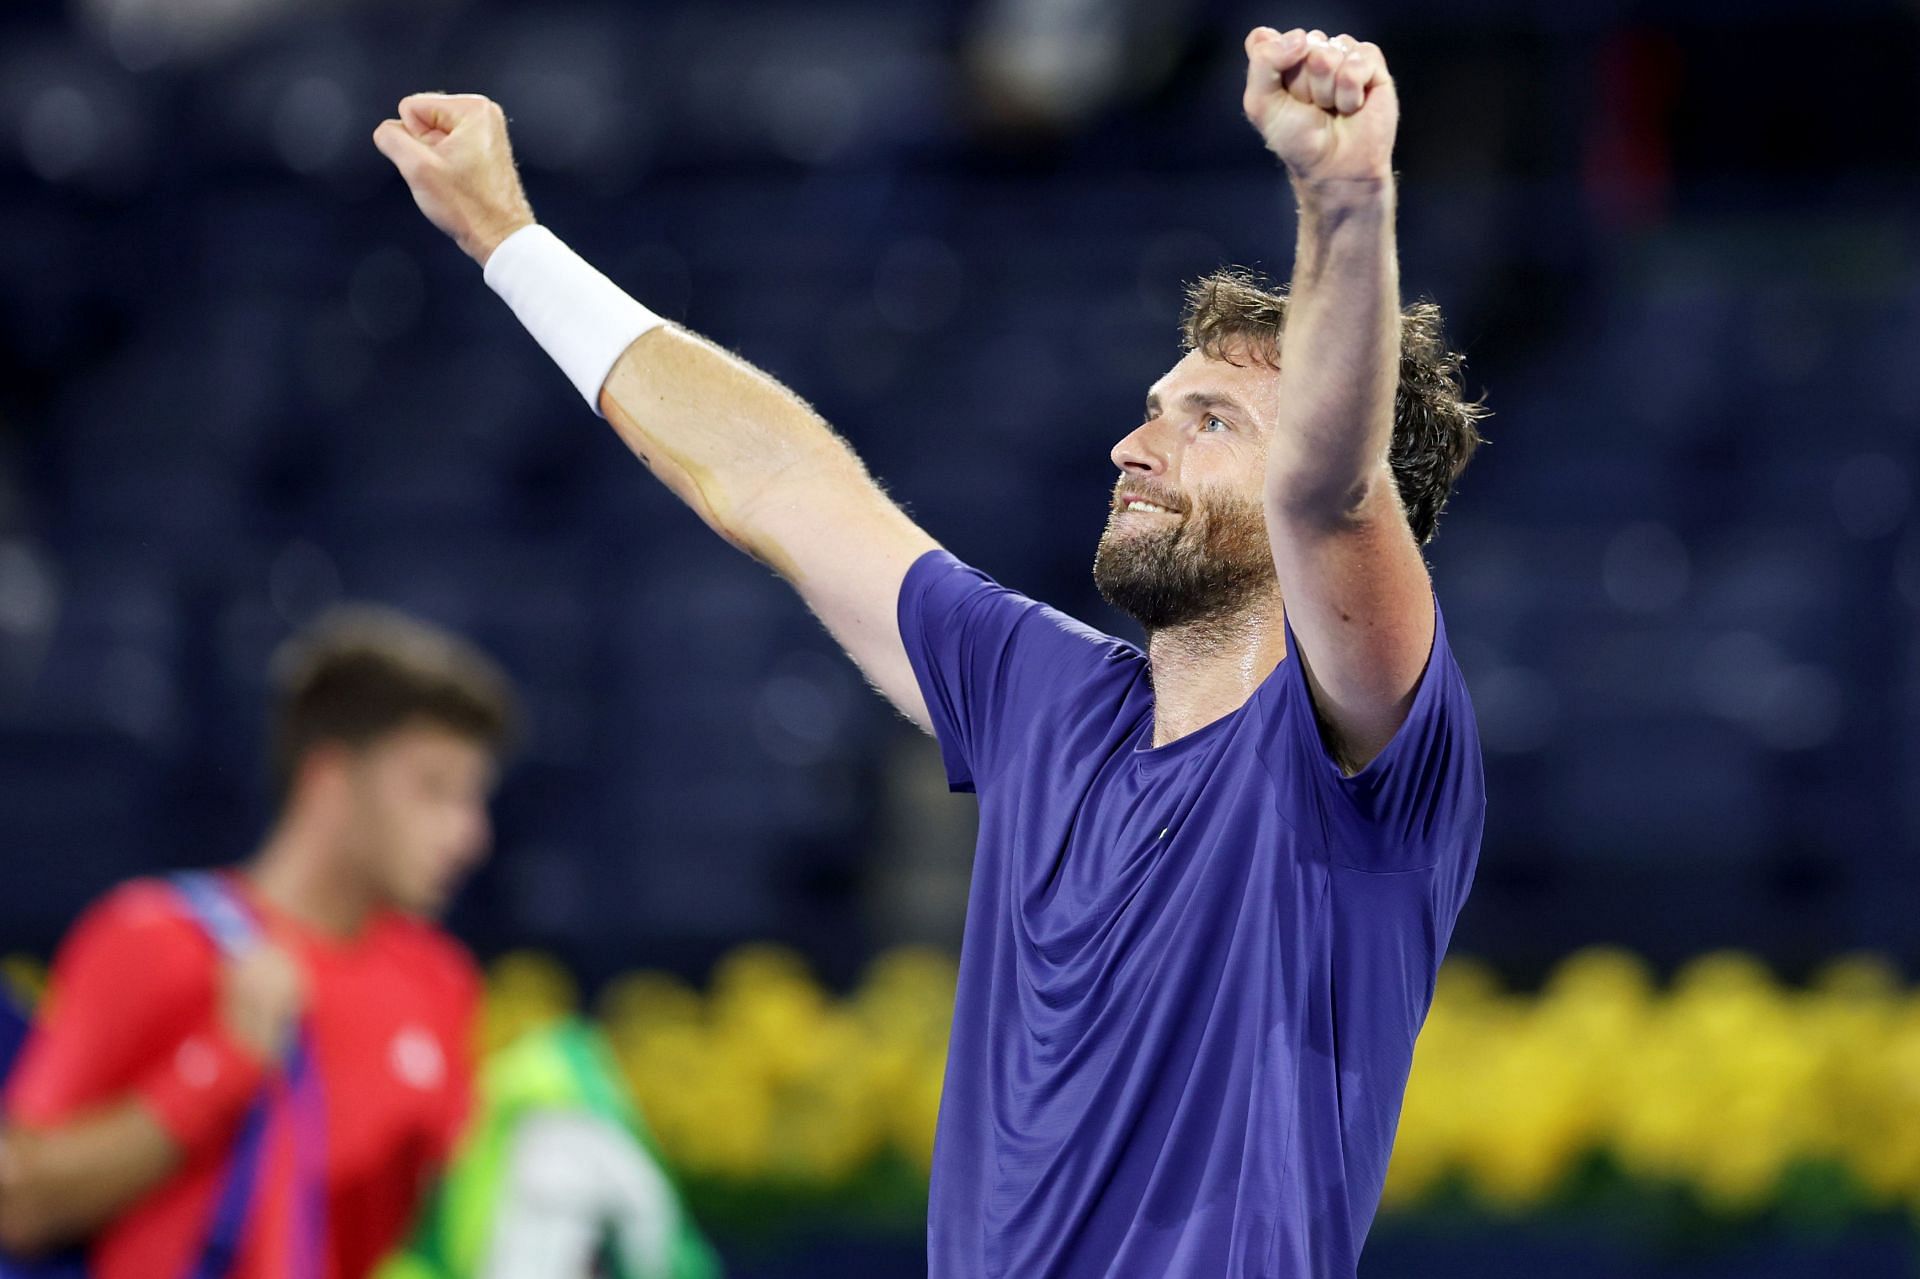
482;224;664;415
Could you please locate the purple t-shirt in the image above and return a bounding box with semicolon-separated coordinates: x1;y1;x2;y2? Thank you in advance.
898;550;1484;1279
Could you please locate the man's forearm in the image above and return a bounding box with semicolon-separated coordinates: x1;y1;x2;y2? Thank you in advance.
394;138;895;581
596;318;941;728
596;324;885;577
373;93;928;585
375;94;941;725
478;223;896;578
1268;178;1401;520
0;1105;180;1254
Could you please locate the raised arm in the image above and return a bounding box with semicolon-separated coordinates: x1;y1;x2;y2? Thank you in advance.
372;96;937;728
1242;29;1433;771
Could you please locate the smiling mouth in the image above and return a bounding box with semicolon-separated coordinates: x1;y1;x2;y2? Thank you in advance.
1118;497;1182;516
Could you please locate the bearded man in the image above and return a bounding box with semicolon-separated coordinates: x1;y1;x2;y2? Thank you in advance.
374;23;1487;1278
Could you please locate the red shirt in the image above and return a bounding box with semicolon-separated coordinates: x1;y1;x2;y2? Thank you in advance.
4;876;479;1279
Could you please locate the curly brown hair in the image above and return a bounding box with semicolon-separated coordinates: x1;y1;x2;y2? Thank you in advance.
1181;268;1487;545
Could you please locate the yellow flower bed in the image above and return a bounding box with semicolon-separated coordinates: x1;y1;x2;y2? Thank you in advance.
1386;948;1920;1215
478;945;1920;1214
12;942;1920;1217
483;944;954;1186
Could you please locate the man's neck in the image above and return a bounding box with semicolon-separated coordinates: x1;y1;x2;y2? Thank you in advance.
1145;594;1289;747
244;823;378;939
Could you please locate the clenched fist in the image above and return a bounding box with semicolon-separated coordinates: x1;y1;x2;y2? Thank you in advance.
220;942;306;1064
1242;27;1396;187
372;94;536;266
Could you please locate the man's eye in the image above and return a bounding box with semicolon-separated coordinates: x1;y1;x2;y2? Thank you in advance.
1201;415;1228;433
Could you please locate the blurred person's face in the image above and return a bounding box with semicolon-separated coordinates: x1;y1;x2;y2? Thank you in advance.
1094;348;1280;630
338;719;497;918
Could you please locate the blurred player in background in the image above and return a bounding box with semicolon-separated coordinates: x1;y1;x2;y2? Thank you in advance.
376;22;1486;1278
0;607;511;1279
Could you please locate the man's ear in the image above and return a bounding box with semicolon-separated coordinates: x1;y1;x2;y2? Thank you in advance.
288;740;356;811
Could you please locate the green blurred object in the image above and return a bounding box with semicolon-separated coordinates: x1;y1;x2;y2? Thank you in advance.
377;1018;723;1279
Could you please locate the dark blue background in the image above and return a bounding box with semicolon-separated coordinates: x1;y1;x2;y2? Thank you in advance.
2;0;1917;995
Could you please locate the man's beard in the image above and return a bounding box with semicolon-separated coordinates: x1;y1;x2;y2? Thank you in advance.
1092;484;1277;631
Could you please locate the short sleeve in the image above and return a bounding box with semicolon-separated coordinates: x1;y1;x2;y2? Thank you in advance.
896;550;1136;793
5;880;263;1154
1272;599;1485;877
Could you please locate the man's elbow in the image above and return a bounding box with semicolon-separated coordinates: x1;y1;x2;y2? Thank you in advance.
1265;464;1381;536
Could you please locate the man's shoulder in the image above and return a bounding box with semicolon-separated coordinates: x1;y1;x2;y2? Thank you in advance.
909;551;1137;656
31;878;220;1035
67;877;217;962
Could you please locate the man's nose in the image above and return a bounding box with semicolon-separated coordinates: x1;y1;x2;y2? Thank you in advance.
1111;418;1177;476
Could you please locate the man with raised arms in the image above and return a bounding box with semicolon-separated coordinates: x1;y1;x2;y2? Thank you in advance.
375;24;1486;1278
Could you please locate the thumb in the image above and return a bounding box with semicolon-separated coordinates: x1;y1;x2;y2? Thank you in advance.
372;118;437;174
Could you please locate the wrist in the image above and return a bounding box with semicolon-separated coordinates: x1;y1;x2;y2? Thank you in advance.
483;225;666;414
1289;171;1396;215
470;213;538;268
